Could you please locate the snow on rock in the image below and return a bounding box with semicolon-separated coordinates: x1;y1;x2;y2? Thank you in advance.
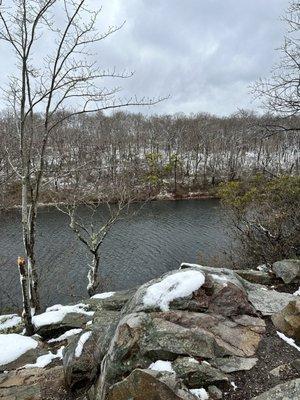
0;314;22;332
0;334;38;366
24;346;64;368
75;331;92;358
277;331;300;351
149;360;174;373
32;303;94;328
91;291;115;299
190;388;209;399
293;287;300;296
48;328;82;343
143;270;205;311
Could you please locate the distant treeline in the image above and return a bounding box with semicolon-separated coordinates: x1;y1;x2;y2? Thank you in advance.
0;110;299;206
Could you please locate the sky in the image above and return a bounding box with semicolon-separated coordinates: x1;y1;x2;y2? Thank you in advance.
0;0;291;116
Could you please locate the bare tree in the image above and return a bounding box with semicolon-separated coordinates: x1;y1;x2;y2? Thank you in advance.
253;1;300;128
57;185;138;297
0;0;161;326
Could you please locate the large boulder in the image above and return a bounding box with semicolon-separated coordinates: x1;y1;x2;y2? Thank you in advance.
0;366;68;400
272;259;300;284
210;356;258;373
85;288;136;312
251;378;300;400
235;270;274;285
106;369;196;400
272;299;300;341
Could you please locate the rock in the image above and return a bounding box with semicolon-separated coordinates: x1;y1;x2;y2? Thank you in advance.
251;378;300;399
207;385;223;399
106;368;195;400
0;315;23;334
34;311;92;339
0;366;69;400
245;283;295;316
0;334;41;372
85;288;136;312
235;270;274;285
210;356;258;373
64;309;120;395
271;299;300;341
272;259;300;284
269;363;291;378
172;357;228;388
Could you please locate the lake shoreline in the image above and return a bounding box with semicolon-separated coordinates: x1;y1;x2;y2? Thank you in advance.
5;190;219;212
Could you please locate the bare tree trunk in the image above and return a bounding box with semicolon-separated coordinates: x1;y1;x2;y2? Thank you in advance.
17;257;34;336
87;252;100;297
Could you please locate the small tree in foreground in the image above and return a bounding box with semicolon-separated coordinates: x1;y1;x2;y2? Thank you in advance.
218;175;300;268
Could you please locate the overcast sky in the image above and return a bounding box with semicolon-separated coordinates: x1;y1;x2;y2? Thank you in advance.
0;0;290;116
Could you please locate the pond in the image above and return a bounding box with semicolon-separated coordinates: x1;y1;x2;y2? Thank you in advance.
0;199;232;311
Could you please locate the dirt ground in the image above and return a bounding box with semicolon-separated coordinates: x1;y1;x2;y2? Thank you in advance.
220;318;299;399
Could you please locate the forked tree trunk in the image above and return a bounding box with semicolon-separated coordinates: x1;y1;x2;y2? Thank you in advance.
87;253;100;297
18;257;34;336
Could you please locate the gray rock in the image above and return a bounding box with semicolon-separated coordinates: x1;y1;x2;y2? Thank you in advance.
172;357;228;387
85;288;136;312
272;259;300;284
245;283;295;316
211;356;258;373
64;309;120;396
251;378;300;399
207;385;223;399
35;312;93;339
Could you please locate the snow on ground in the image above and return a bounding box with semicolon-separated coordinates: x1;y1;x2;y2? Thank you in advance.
0;314;22;332
149;360;174;373
293;287;300;296
143;270;205;311
277;331;300;351
231;381;238;391
91;291;115;299
32;304;94;328
48;328;82;343
189;388;209;399
24;346;64;368
75;331;92;357
0;334;38;366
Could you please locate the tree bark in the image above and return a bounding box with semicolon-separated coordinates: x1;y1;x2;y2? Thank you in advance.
17;257;34;336
87;253;100;297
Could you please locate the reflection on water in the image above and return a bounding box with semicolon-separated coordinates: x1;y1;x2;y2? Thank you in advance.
0;199;231;311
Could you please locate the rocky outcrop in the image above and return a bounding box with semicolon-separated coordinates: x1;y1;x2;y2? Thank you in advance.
1;260;299;400
272;299;300;341
251;378;300;400
272;259;300;284
0;366;68;400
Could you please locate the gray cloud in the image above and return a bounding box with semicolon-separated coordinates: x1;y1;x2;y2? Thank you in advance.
0;0;290;115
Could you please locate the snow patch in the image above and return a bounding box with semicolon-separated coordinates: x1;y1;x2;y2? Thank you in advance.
48;328;82;343
143;270;205;311
190;388;209;399
75;331;92;357
0;334;38;366
91;291;115;299
32;303;94;328
293;287;300;296
277;331;300;351
24;346;64;368
231;381;238;391
149;360;174;373
0;314;22;332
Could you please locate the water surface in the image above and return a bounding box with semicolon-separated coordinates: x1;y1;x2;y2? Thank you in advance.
0;199;231;311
